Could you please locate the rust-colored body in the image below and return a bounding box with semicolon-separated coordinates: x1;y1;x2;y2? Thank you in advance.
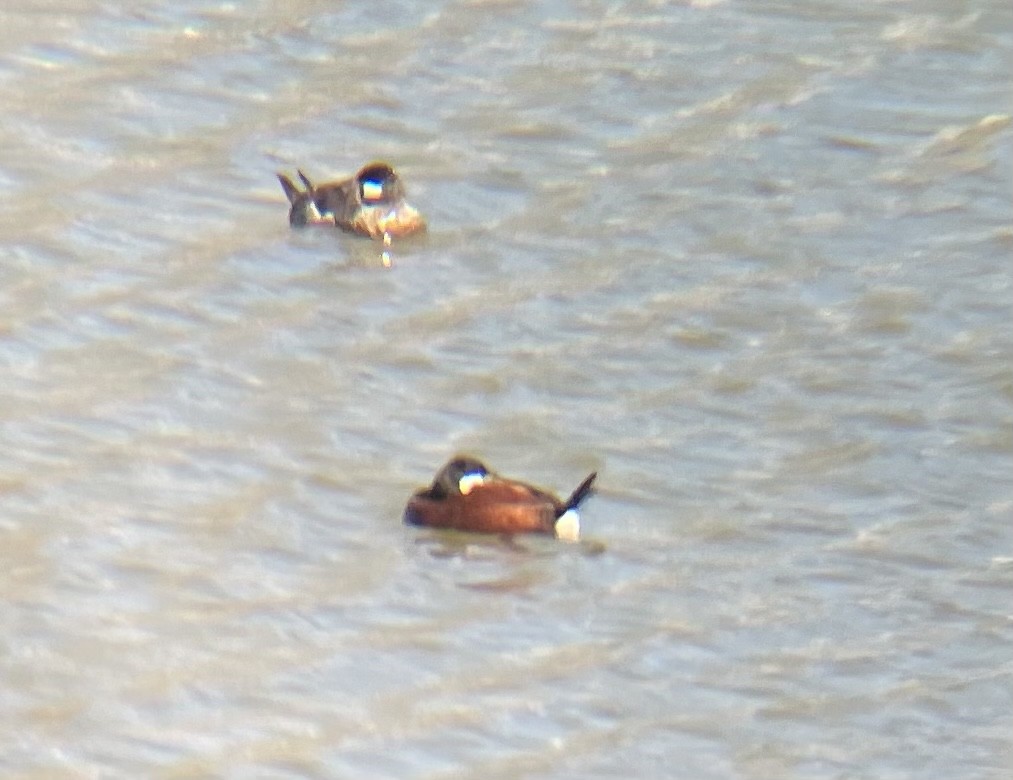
404;456;596;538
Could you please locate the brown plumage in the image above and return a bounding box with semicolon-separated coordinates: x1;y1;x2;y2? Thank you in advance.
277;161;426;239
404;456;597;540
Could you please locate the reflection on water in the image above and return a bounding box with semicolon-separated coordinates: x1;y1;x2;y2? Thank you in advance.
1;0;1010;777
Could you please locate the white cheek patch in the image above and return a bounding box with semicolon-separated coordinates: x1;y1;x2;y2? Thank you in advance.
362;180;384;201
554;509;580;542
458;473;486;495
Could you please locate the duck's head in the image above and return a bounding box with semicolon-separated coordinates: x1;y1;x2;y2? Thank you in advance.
356;162;407;205
432;456;490;498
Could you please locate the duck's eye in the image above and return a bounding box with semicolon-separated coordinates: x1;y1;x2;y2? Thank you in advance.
361;180;384;201
458;473;486;495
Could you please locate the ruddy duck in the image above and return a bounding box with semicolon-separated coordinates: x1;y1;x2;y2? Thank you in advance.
404;456;597;541
276;161;426;239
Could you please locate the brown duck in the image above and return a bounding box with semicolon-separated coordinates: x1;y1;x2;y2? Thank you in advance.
277;161;426;239
404;456;597;541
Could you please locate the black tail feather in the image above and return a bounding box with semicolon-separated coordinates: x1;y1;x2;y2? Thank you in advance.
298;169;314;191
562;472;597;513
277;173;302;204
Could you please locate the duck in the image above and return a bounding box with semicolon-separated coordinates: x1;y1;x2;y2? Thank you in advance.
276;161;426;239
404;456;597;541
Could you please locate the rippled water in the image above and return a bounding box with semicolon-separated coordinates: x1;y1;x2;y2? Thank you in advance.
1;1;1011;777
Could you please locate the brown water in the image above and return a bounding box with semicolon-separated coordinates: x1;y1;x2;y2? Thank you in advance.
1;1;1011;778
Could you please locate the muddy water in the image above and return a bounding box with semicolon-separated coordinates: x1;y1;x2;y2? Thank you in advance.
1;1;1010;777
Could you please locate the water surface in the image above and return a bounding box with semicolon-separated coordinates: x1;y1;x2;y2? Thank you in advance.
1;1;1011;777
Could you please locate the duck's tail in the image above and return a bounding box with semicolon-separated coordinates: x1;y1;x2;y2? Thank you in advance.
554;471;596;542
563;472;597;513
277;172;303;204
